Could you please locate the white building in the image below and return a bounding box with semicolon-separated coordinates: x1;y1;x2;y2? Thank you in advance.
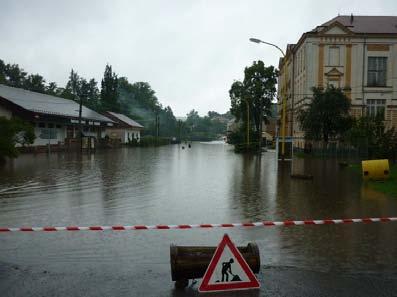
104;111;144;144
0;84;114;148
278;15;397;149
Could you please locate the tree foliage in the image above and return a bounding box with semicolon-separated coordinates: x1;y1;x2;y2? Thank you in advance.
0;59;62;97
346;113;397;160
0;58;229;141
229;61;278;145
60;69;100;110
23;74;46;93
101;64;119;112
0;117;35;162
3;63;27;88
0;59;6;84
184;109;229;141
298;86;353;143
45;82;59;96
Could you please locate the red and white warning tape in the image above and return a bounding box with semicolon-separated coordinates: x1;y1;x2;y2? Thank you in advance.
0;217;396;232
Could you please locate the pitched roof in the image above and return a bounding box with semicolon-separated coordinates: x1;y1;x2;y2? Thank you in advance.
0;84;113;123
106;111;144;128
318;15;397;34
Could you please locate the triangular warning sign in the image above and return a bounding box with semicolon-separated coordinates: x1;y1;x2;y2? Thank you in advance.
199;234;260;293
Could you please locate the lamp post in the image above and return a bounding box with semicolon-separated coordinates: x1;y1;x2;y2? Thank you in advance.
249;38;288;160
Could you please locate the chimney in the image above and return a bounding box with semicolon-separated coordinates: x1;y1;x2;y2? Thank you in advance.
350;13;354;24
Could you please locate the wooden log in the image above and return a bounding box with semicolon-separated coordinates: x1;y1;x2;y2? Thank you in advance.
170;242;260;282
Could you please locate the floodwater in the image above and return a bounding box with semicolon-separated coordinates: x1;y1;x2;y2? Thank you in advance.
0;142;396;296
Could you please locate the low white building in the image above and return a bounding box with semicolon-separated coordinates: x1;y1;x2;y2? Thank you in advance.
0;84;114;148
104;111;144;144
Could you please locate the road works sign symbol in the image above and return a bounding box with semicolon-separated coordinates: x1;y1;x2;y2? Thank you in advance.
198;234;260;293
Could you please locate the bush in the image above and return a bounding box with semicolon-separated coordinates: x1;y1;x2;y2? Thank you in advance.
234;142;261;153
346;114;397;161
188;132;216;142
138;136;170;147
0;117;35;162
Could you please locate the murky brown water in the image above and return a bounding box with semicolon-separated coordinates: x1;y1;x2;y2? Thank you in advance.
0;142;396;284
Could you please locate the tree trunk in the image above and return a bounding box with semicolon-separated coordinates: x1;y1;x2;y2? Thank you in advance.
259;101;263;148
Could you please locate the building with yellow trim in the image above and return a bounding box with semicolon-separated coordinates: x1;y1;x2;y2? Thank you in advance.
277;15;397;149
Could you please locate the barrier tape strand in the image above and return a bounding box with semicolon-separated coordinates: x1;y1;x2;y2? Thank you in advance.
0;217;396;232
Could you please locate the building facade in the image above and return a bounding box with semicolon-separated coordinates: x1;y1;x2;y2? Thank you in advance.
0;84;114;149
103;111;144;144
278;15;397;149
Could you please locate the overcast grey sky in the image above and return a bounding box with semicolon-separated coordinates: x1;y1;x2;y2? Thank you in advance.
1;0;397;116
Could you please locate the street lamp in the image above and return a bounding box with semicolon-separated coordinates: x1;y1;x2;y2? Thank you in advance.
249;37;288;160
249;38;285;57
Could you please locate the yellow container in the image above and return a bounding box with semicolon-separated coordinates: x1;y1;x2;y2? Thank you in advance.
361;159;390;181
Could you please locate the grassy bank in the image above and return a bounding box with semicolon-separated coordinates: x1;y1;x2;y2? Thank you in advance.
350;163;397;197
368;165;397;197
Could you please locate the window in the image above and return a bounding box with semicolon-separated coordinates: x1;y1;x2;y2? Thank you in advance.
328;46;340;66
56;124;61;128
368;57;387;87
38;122;45;128
48;123;54;128
367;99;386;117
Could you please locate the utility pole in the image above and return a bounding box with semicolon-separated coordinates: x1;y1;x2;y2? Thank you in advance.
259;99;263;150
78;94;83;152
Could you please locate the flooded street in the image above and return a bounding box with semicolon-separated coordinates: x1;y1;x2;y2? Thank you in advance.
1;142;397;296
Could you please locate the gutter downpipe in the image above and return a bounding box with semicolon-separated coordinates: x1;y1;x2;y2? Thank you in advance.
361;37;367;158
291;49;296;152
362;37;366;116
290;49;296;173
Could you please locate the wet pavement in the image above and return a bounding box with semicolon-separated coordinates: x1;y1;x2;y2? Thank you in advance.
0;143;397;296
1;261;396;297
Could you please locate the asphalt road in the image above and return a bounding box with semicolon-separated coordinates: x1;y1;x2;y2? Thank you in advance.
1;261;397;297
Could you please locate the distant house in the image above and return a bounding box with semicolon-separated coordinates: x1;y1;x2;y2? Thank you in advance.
0;84;114;148
103;111;144;144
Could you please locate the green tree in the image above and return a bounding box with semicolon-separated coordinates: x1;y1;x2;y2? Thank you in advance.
45;82;59;96
229;61;278;147
85;78;100;110
243;61;277;134
347;113;397;160
230;80;250;144
0;117;35;163
185;109;200;128
184;109;229;141
298;86;353;145
4;63;27;88
159;106;177;137
23;74;46;93
101;64;119;112
61;69;80;100
0;59;6;84
118;79;159;112
117;78;169;136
